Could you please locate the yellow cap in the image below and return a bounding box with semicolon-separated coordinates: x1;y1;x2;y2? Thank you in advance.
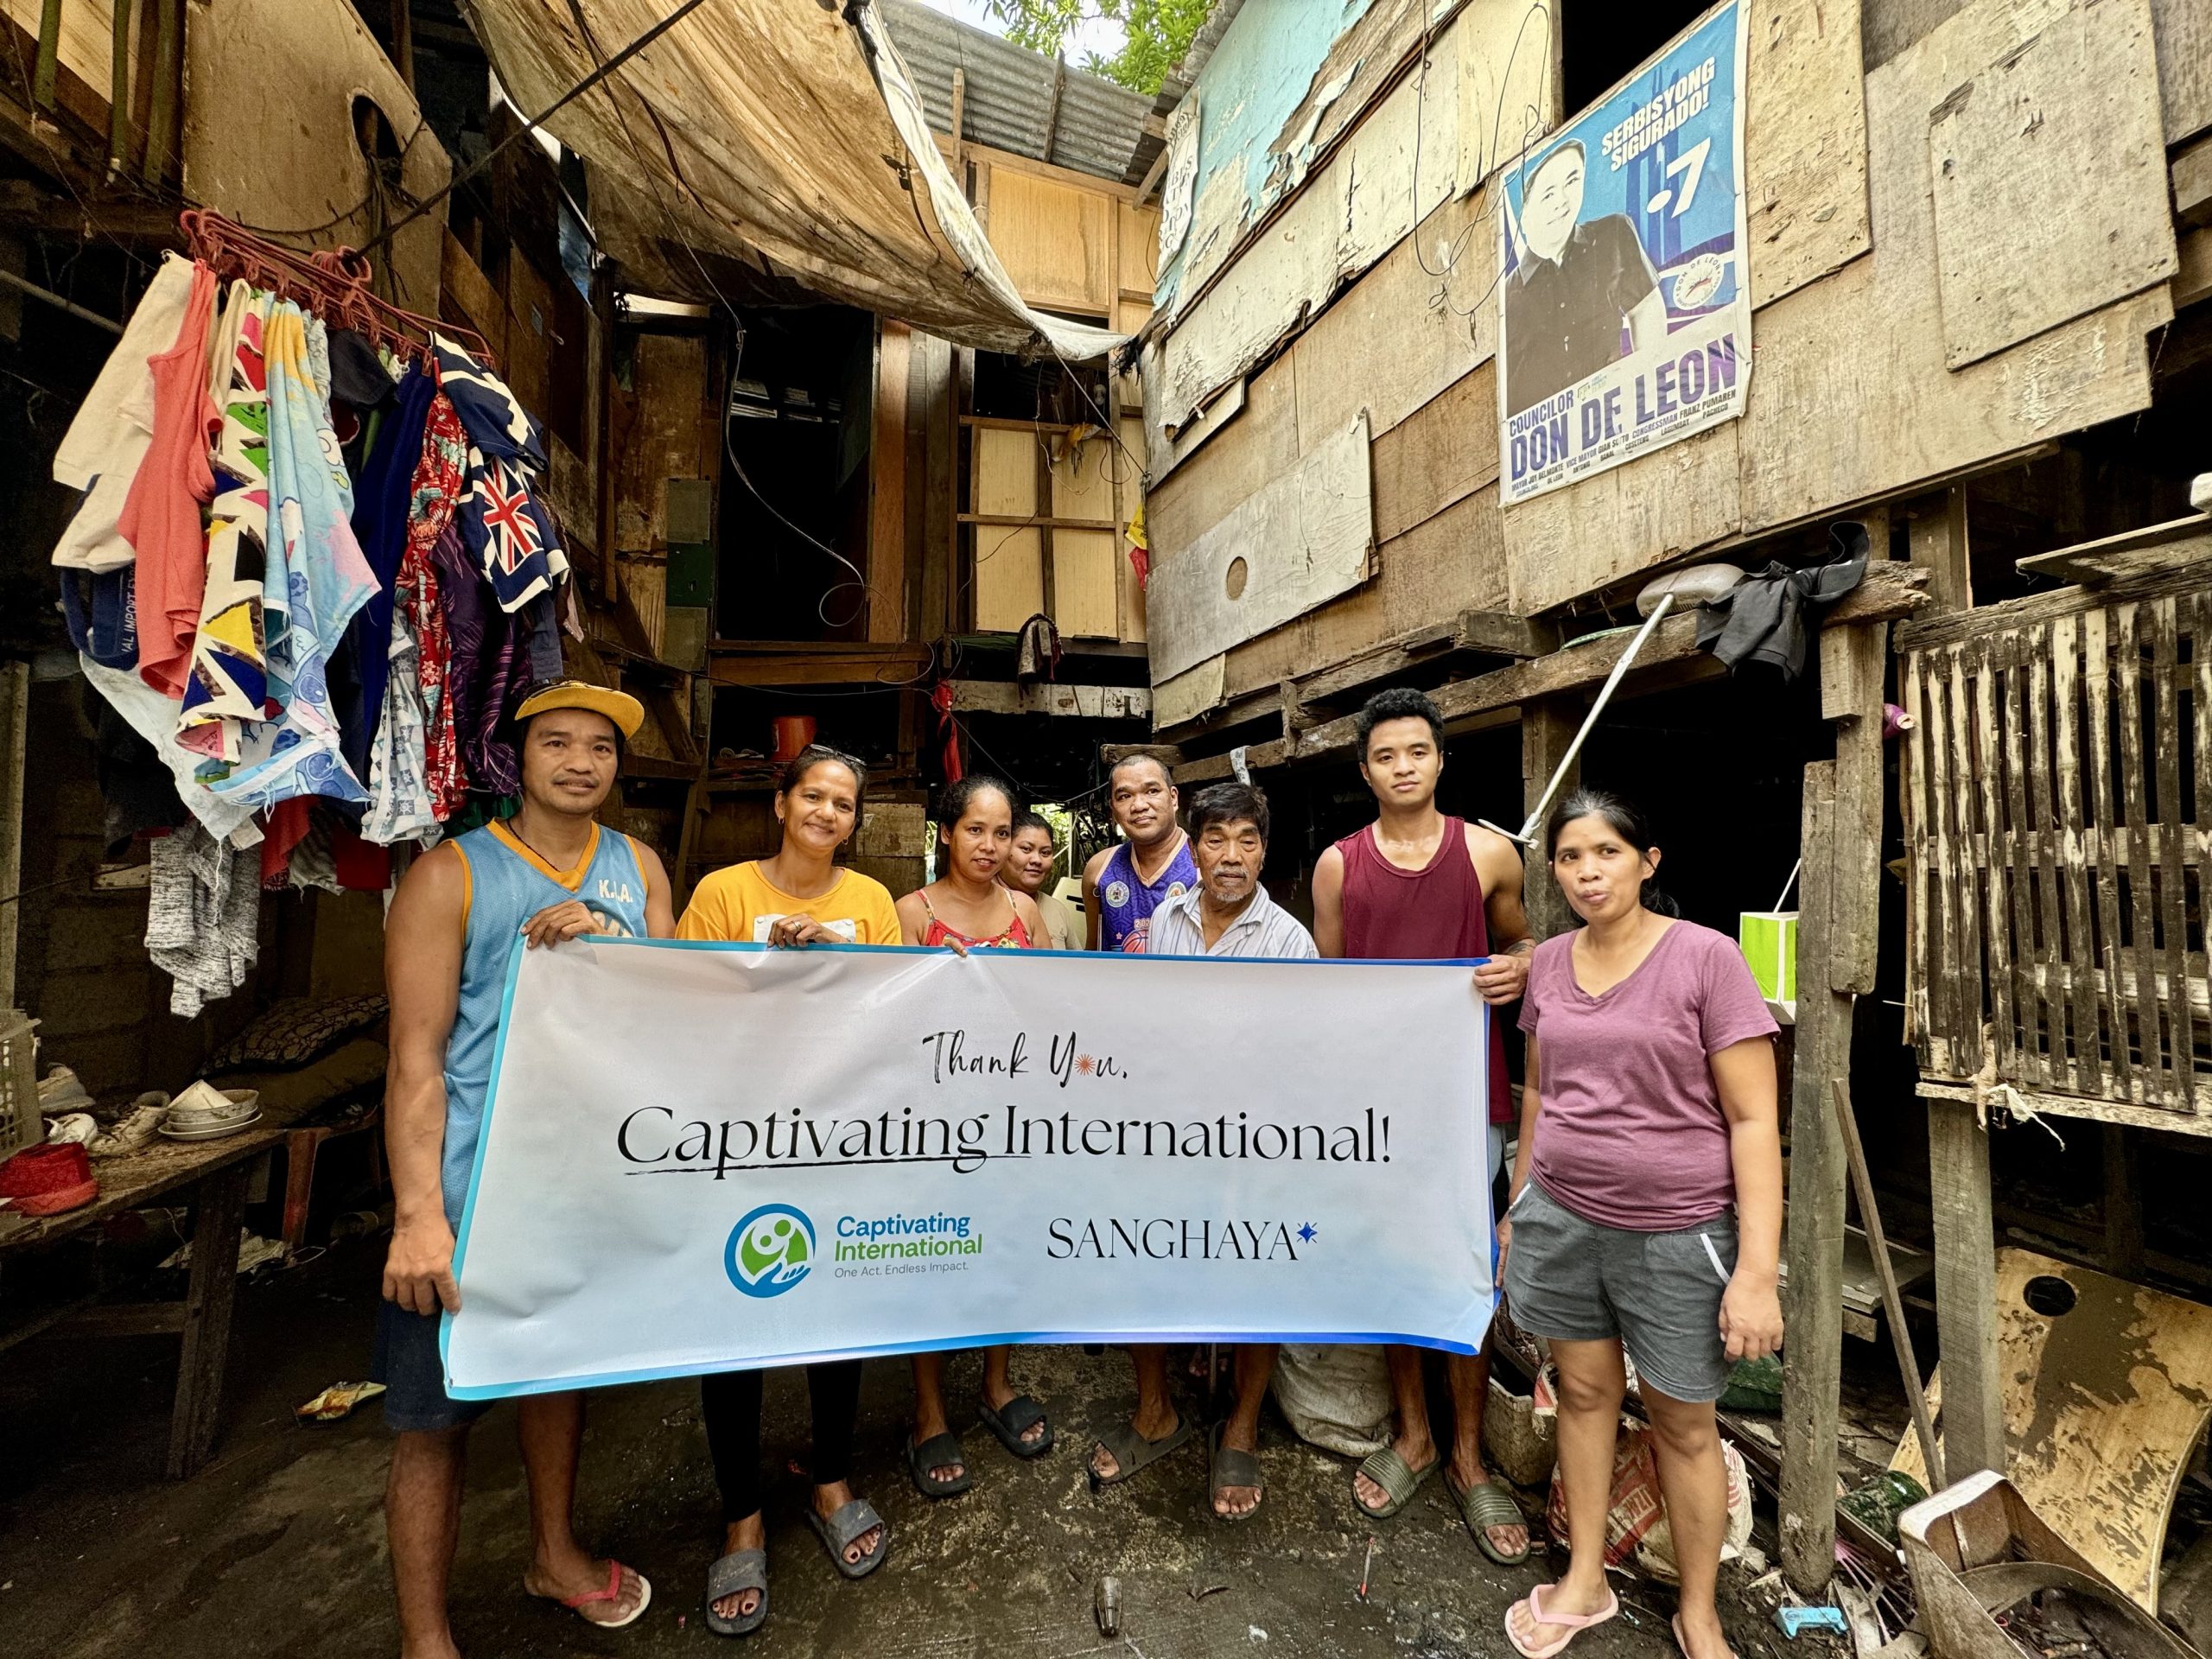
513;679;645;741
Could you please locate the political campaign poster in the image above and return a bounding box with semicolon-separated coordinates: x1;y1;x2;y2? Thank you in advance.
442;940;1494;1398
1497;0;1751;505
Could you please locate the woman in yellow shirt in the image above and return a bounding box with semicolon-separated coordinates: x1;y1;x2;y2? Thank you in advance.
676;745;895;1636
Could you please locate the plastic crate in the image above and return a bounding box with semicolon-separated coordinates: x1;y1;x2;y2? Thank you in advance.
0;1011;41;1159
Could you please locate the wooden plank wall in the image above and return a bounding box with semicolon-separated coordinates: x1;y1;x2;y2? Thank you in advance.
1141;0;2185;712
612;331;715;656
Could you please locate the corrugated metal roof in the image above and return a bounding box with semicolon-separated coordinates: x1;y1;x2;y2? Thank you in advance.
876;0;1157;185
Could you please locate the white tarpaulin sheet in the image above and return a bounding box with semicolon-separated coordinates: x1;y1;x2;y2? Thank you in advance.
461;0;1125;359
442;940;1494;1397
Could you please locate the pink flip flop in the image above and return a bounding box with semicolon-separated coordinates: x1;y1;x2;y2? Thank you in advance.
1505;1584;1620;1659
553;1560;652;1630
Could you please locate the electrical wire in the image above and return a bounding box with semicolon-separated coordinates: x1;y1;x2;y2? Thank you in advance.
1408;0;1560;321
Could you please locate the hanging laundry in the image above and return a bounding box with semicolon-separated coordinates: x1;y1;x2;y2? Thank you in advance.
178;284;273;760
405;392;468;818
84;683;186;855
50;251;196;575
122;260;220;699
199;303;374;810
458;448;567;612
429;519;524;797
325;327;396;448
434;334;545;467
146;820;261;1019
60;567;137;671
339;364;437;792
257;795;314;890
80;658;258;848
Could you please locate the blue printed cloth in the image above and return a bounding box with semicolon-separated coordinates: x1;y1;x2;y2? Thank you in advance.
198;304;375;810
433;335;545;468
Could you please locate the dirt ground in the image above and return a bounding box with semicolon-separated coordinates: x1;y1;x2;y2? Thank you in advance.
1;1243;1802;1658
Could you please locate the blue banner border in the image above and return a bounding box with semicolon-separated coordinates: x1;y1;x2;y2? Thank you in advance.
439;937;1497;1397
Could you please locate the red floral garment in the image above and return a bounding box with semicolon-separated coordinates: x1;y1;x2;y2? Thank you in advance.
404;390;469;817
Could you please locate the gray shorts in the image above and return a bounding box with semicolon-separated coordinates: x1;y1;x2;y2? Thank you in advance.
1501;1179;1737;1402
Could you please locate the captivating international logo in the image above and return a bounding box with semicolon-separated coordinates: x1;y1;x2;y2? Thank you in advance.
725;1204;816;1298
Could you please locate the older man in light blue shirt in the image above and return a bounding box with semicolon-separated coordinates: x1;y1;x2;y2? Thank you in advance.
1085;782;1312;1525
1146;783;1317;962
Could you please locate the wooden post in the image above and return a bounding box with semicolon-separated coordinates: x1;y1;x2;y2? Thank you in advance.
0;661;28;1010
1782;615;1887;1593
1520;697;1580;941
2102;1123;2145;1279
1909;488;1974;615
168;1161;248;1478
868;321;912;643
1910;486;2006;1482
1781;764;1849;1593
1928;1099;2007;1476
144;0;181;187
108;0;132;172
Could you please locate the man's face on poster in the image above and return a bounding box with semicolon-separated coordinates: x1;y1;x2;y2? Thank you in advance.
1522;145;1586;264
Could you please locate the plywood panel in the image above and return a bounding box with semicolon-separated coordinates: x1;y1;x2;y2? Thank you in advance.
1291;182;1495;443
1118;201;1161;300
1928;0;2174;369
1745;0;1872;307
1156;41;1460;433
971;426;1044;631
985;166;1113;315
2153;0;2212;145
1370;361;1500;544
504;250;556;421
973;528;1044;631
1147;414;1374;682
1053;529;1121;639
1154;657;1226;728
1738;0;2168;534
1049;431;1120;525
1892;1249;2212;1613
442;231;508;364
1145;348;1300;563
613;332;709;553
1220;484;1508;701
1507;422;1743;614
3;0;117;105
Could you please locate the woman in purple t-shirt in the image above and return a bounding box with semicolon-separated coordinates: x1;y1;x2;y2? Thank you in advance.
1497;791;1783;1659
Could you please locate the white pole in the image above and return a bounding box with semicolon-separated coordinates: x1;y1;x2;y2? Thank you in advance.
1480;593;1677;847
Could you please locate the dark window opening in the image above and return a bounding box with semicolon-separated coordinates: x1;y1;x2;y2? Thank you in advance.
1560;0;1713;120
719;306;877;642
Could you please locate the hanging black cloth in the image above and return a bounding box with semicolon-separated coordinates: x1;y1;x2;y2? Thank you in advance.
1694;521;1872;683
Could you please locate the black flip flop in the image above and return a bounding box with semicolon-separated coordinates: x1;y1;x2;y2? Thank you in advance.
906;1429;974;1498
1209;1424;1265;1524
1087;1410;1197;1490
703;1548;767;1637
978;1394;1054;1459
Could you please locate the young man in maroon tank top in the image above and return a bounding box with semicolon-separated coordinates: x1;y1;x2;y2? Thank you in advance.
1312;687;1536;1565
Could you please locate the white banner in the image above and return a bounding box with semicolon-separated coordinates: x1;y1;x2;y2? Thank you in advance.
443;941;1494;1399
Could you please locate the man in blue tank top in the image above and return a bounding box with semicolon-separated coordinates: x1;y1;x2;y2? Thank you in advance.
1082;753;1198;952
377;681;672;1655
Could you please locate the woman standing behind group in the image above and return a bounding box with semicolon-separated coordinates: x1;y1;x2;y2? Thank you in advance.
1498;791;1783;1659
893;775;1056;1496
